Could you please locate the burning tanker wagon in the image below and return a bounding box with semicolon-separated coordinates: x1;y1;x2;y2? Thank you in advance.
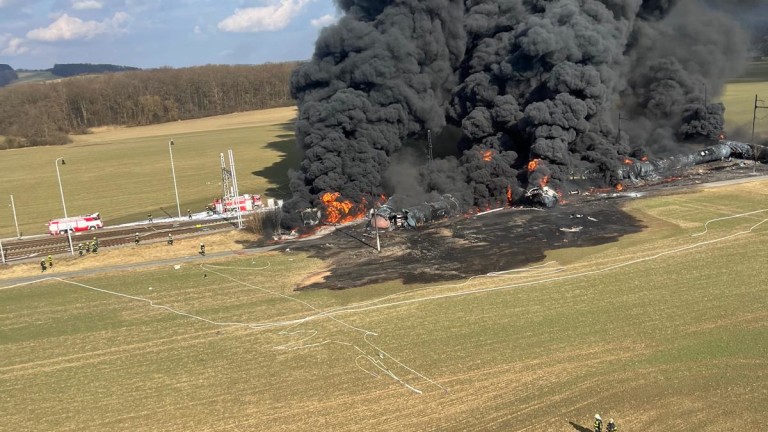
281;0;754;230
372;195;463;230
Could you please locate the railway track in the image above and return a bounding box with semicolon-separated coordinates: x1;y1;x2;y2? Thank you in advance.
1;217;237;263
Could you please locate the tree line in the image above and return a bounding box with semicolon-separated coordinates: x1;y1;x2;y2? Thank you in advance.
0;62;298;149
49;63;140;78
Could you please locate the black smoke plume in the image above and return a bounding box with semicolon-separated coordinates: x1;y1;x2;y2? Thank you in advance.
284;0;751;227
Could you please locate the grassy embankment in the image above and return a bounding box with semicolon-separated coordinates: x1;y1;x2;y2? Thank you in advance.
721;61;768;131
0;107;298;238
1;181;767;431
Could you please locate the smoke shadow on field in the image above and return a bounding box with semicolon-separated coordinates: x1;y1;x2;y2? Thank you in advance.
252;120;299;200
568;421;592;432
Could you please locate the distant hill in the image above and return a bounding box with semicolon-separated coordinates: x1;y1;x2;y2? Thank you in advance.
49;63;140;78
11;70;59;85
0;64;18;87
5;63;141;86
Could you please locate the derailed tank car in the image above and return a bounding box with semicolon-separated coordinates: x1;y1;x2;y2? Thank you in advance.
403;194;462;228
374;194;462;229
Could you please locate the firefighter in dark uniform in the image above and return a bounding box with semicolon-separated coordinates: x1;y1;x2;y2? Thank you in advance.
135;233;140;245
91;239;98;253
199;242;205;256
93;236;99;249
40;259;47;273
78;243;84;256
47;255;53;269
147;213;153;223
606;418;617;431
85;241;91;253
187;209;192;220
594;414;603;432
167;233;174;246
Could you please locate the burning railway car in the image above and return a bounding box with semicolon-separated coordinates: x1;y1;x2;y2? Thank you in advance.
373;194;462;229
617;140;763;182
523;186;559;208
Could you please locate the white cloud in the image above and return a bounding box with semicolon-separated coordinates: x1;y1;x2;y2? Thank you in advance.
218;0;313;33
193;25;202;35
310;14;337;29
72;0;103;10
27;12;129;42
0;34;28;55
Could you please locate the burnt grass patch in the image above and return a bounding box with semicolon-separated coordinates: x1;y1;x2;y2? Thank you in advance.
261;159;764;291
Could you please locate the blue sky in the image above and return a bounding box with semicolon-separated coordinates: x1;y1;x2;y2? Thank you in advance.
0;0;340;69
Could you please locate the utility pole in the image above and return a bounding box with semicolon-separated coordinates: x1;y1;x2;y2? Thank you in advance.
751;95;768;174
427;129;433;163
10;195;20;238
616;112;624;145
168;139;181;219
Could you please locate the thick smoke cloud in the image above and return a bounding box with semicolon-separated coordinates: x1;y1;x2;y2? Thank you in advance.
285;0;751;226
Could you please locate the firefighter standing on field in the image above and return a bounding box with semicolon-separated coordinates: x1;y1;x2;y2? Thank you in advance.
606;418;617;431
147;213;153;223
168;233;174;246
91;239;98;253
199;242;205;256
187;209;192;220
47;255;53;270
78;243;84;256
594;414;603;432
135;233;140;245
40;259;47;273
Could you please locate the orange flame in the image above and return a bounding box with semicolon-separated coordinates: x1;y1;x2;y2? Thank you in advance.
320;192;366;224
615;183;624;192
641;156;649;162
528;158;540;172
539;175;549;187
482;150;493;162
623;158;634;165
506;185;513;205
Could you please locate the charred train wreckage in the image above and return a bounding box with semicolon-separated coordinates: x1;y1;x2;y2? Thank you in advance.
296;139;767;230
616;140;766;182
372;195;462;230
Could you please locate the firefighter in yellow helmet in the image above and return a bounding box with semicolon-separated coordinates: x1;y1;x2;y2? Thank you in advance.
594;414;603;432
47;255;53;269
606;418;617;431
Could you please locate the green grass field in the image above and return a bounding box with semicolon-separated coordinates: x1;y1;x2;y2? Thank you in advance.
720;81;768;132
1;181;766;431
0;108;299;238
731;61;768;83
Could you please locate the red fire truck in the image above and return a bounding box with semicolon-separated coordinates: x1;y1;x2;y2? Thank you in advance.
48;213;104;235
212;194;263;213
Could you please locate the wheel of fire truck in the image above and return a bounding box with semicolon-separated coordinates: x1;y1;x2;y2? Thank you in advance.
89;226;96;230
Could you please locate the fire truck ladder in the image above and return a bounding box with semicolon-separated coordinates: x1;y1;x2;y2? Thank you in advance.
220;152;235;201
219;150;243;229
